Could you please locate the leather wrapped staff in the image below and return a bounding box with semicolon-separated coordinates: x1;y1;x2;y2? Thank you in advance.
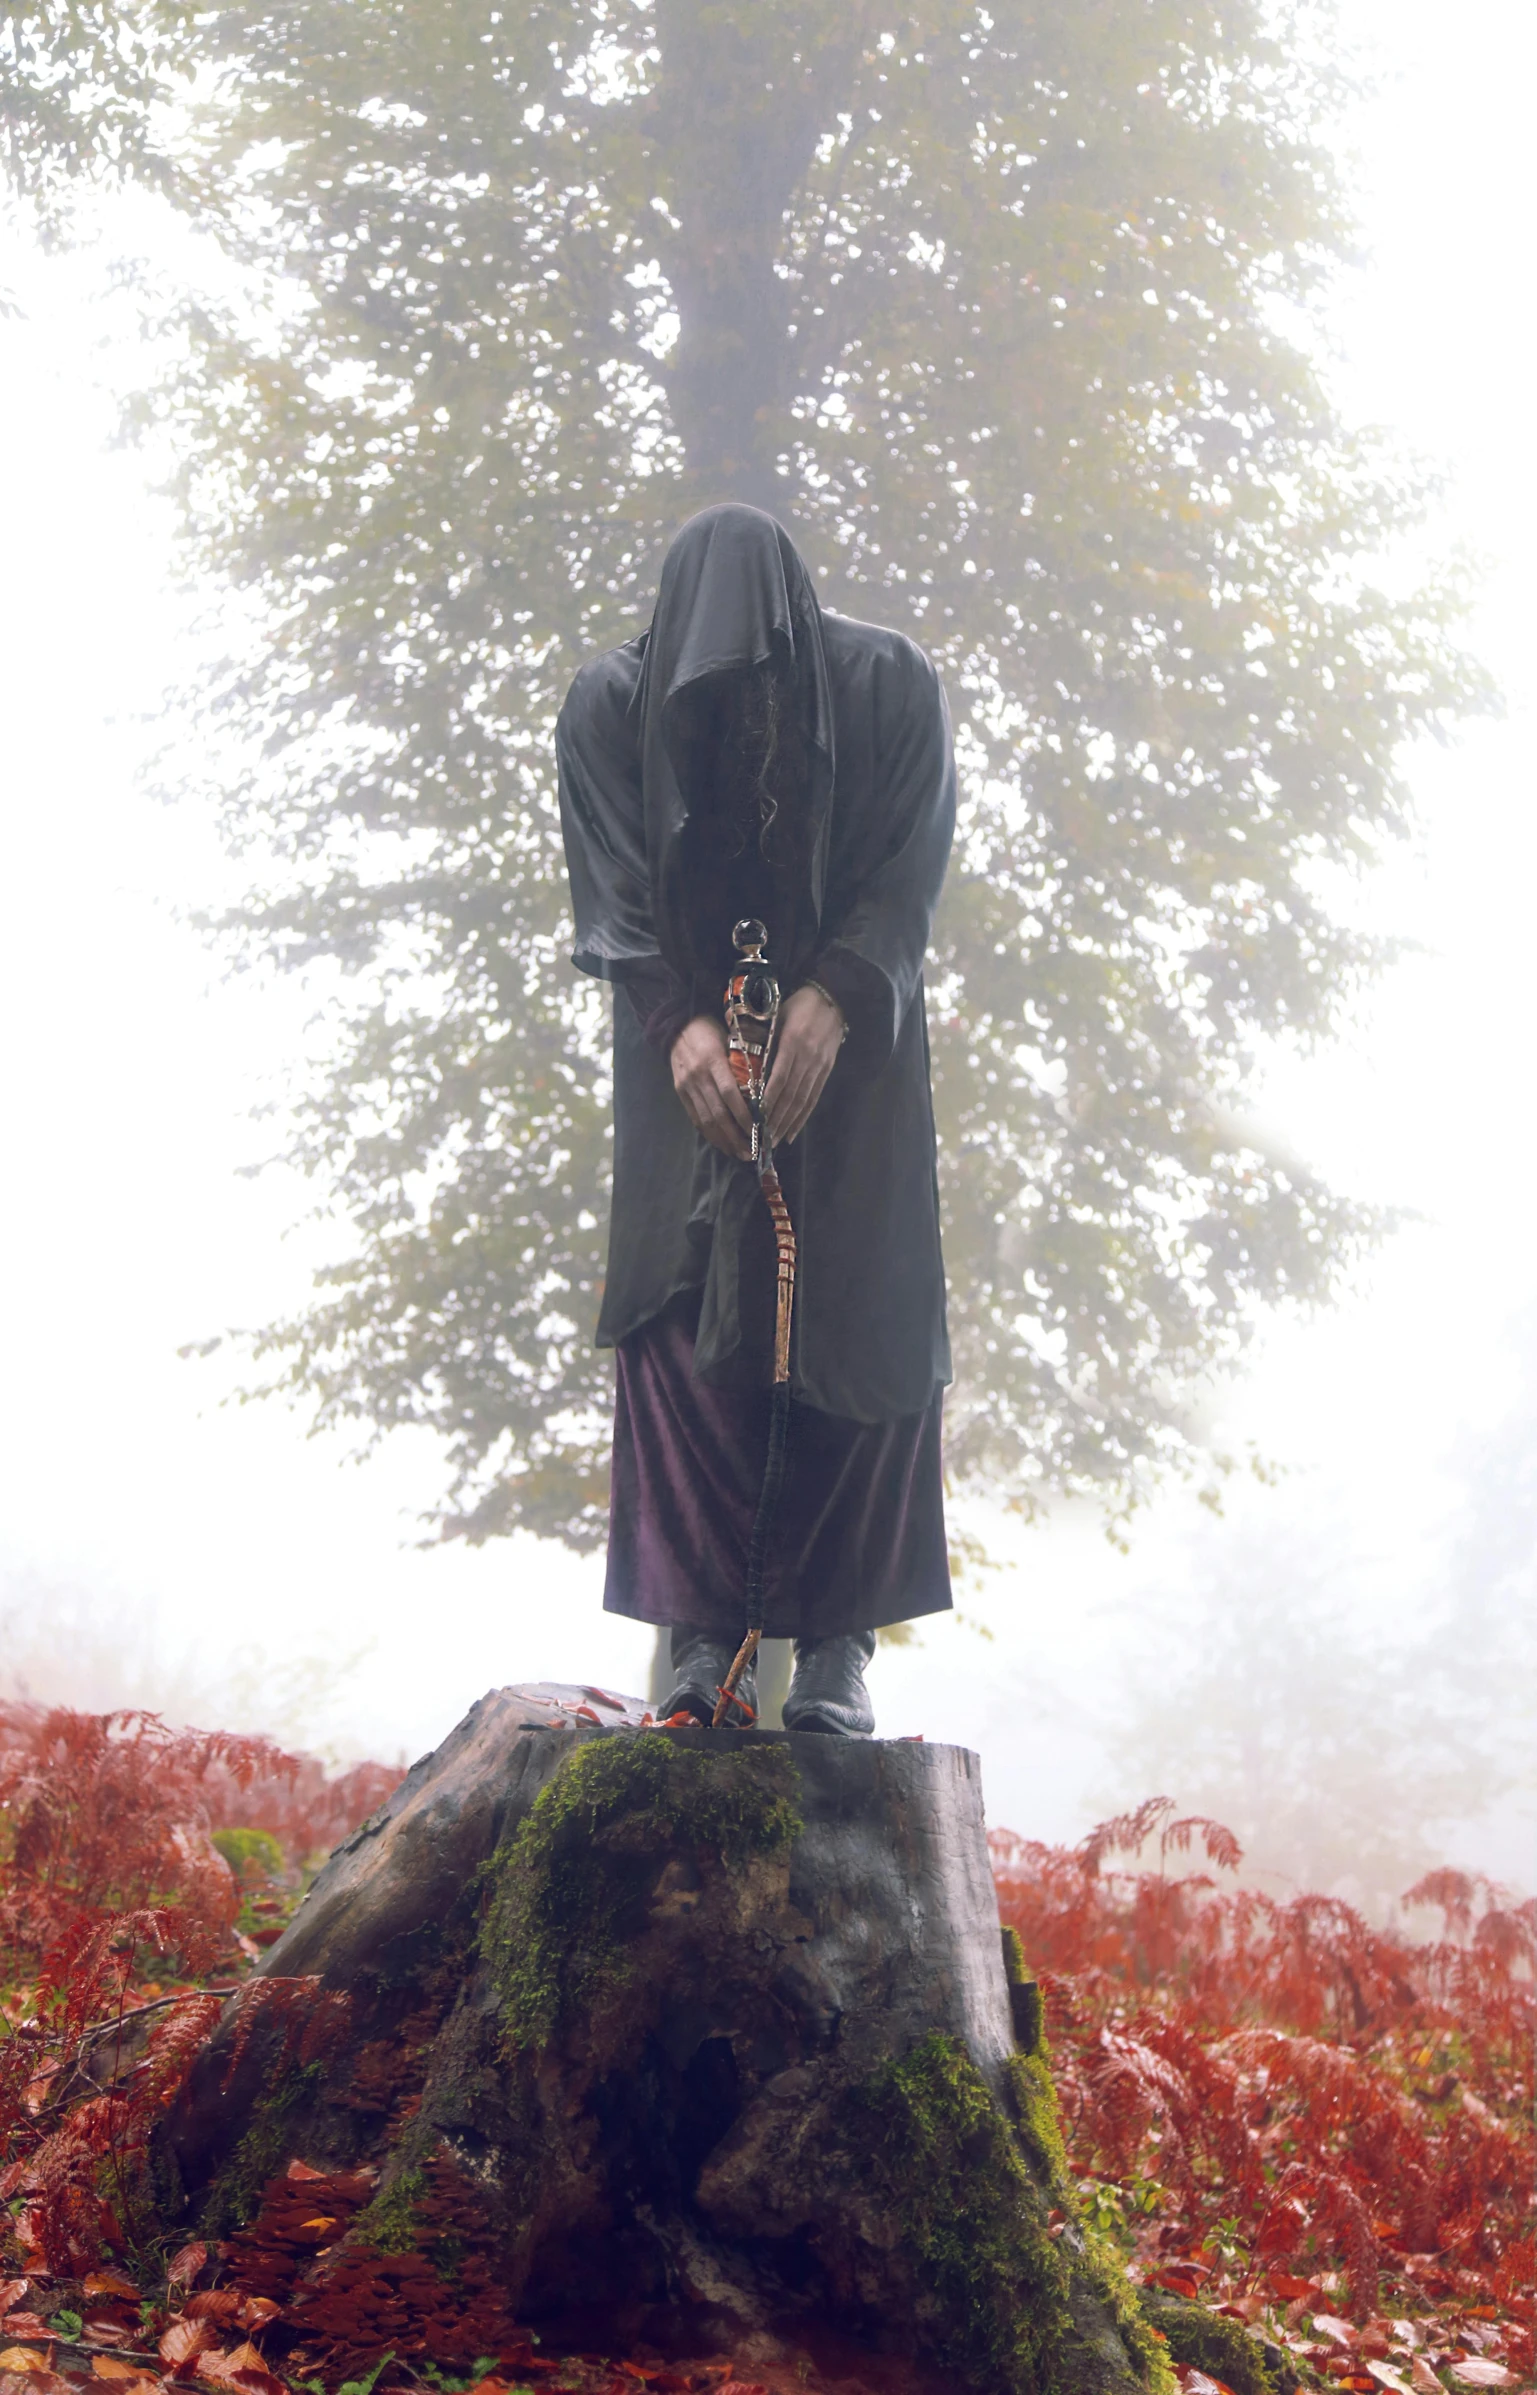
711;917;796;1728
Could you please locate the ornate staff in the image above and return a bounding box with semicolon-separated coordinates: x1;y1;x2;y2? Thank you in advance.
711;918;797;1728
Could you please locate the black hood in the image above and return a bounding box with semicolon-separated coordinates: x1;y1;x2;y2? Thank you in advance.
634;504;835;980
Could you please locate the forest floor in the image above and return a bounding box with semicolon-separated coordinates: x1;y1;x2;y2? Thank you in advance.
0;1709;1529;2395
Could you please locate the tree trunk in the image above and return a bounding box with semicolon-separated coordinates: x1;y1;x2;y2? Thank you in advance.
650;4;858;506
159;1687;1162;2395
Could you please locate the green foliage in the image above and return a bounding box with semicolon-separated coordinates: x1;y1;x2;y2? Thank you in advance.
848;2030;1169;2395
480;1732;802;2049
0;0;198;229
212;1826;286;1885
18;0;1488;1535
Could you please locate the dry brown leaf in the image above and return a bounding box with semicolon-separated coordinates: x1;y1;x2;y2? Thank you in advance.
1410;2363;1444;2395
93;2361;154;2381
158;2321;217;2372
233;2303;279;2334
166;2248;207;2294
0;2296;26;2329
1366;2365;1416;2395
0;2357;48;2377
0;2374;70;2395
283;2160;324;2182
83;2277;141;2305
1450;2368;1512;2389
183;2298;242;2327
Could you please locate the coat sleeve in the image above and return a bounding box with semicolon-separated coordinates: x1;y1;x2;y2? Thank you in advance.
811;646;956;1068
557;655;660;982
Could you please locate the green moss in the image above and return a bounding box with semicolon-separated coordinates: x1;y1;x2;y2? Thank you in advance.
199;2062;322;2236
1141;2295;1288;2395
846;2033;1176;2395
1082;2227;1182;2394
353;2167;426;2255
1001;1926;1047;2054
1007;2047;1073;2191
847;2034;1066;2395
480;1733;802;2050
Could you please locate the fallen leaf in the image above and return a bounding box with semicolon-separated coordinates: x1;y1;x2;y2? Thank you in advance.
0;2299;26;2330
166;2249;207;2293
93;2363;156;2382
233;2304;279;2335
0;2374;70;2395
1177;2373;1237;2395
1409;2364;1443;2395
183;2300;242;2327
216;2346;267;2377
283;2161;325;2182
1449;2368;1512;2388
1366;2365;1416;2395
1270;2274;1322;2303
159;2321;217;2373
83;2279;140;2306
1316;2319;1360;2350
0;2325;51;2345
0;2358;48;2377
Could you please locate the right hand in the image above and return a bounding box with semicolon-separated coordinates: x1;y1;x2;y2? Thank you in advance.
671;1015;753;1159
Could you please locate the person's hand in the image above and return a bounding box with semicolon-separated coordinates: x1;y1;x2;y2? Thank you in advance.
671;1015;753;1159
765;983;845;1146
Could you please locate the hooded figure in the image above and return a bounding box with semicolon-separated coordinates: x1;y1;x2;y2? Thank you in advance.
557;505;955;1732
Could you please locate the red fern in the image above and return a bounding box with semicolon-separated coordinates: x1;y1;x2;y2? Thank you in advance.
993;1807;1535;2340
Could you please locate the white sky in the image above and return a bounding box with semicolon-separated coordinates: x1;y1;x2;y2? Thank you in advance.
1;0;1532;1867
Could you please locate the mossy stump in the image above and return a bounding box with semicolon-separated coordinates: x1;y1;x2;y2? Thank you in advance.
159;1685;1170;2395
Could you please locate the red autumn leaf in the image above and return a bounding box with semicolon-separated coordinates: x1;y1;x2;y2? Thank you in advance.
166;2247;208;2292
283;2160;325;2182
0;2296;26;2328
1269;2272;1321;2301
233;2304;279;2334
183;2298;242;2327
82;2277;140;2305
158;2319;217;2373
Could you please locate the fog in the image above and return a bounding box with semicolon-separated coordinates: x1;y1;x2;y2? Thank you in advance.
1;0;1532;1909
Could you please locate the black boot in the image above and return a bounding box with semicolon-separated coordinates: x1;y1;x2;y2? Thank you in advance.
660;1626;759;1727
783;1630;877;1737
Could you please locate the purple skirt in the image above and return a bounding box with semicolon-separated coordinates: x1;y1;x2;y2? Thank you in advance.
604;1290;952;1639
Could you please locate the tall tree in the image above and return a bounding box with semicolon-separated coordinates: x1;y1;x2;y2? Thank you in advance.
0;0;193;227
108;0;1479;1544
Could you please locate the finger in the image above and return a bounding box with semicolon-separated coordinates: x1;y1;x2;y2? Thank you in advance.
698;1073;753;1158
777;1057;833;1145
766;1050;814;1142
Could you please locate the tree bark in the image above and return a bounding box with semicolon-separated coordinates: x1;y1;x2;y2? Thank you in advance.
159;1688;1161;2395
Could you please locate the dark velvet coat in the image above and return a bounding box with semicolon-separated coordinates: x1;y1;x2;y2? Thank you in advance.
556;505;954;1425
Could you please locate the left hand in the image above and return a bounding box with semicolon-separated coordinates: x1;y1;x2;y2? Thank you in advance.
764;983;845;1146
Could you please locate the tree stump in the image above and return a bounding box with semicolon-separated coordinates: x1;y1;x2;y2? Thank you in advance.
159;1687;1166;2395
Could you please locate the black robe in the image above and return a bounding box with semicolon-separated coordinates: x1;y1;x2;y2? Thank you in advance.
557;504;955;1428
